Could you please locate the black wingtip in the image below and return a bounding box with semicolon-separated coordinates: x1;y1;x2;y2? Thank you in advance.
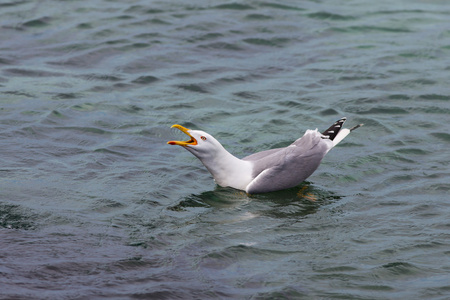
350;123;364;131
321;117;346;141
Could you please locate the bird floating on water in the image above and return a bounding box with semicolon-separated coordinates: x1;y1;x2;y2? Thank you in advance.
167;117;363;194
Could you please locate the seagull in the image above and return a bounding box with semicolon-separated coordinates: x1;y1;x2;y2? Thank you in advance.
167;117;363;194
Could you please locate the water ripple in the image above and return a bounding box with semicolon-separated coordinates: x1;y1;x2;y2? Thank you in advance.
1;0;449;299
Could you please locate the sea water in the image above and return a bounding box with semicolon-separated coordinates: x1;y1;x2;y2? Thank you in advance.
1;1;449;299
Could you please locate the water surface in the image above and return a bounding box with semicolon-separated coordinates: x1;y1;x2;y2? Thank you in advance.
1;0;449;299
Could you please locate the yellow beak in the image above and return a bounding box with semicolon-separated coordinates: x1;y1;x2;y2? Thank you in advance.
167;124;198;146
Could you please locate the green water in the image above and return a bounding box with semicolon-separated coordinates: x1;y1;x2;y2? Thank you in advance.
1;0;449;299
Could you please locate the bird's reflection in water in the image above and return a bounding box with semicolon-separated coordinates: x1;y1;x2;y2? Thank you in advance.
168;182;341;221
248;182;342;219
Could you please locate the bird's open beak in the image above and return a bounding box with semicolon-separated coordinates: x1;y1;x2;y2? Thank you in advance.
167;124;198;146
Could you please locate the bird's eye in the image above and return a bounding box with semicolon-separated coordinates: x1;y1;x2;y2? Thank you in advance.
201;136;207;141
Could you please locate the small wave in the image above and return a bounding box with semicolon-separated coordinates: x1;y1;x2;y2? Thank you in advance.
22;17;52;28
333;25;412;33
3;68;64;77
259;2;305;11
430;132;450;143
177;83;209;93
0;203;35;230
243;37;291;47
132;75;159;85
213;3;254;10
307;12;356;21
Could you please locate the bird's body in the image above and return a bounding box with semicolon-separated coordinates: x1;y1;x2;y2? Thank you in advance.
168;117;362;194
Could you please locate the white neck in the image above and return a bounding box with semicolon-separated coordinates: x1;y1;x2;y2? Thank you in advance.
195;147;253;191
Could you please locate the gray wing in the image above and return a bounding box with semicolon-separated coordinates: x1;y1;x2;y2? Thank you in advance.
245;131;331;194
242;147;284;161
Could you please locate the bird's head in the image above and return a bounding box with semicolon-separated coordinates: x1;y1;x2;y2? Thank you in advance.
167;124;224;159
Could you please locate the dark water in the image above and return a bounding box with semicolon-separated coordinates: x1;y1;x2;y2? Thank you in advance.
1;0;449;299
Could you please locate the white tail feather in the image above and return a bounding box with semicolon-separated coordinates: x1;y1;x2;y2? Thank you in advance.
332;128;350;147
